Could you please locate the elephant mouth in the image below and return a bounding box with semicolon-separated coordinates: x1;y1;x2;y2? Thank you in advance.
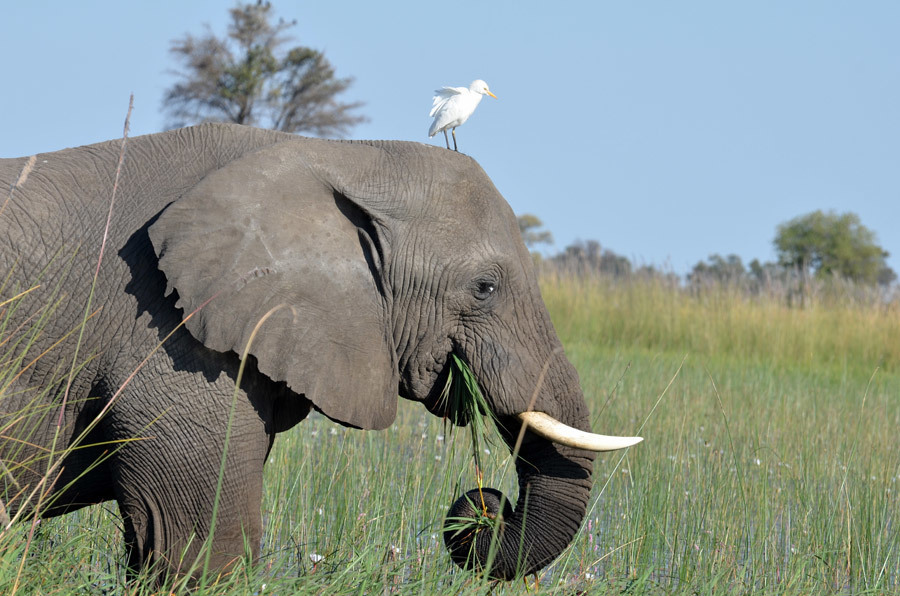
433;350;642;451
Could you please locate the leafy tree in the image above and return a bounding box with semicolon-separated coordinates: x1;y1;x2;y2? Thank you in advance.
878;264;898;286
747;258;787;286
774;210;895;286
552;240;632;277
689;254;747;285
517;214;553;249
163;1;366;137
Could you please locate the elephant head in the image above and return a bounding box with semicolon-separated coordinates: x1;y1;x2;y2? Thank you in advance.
147;136;640;579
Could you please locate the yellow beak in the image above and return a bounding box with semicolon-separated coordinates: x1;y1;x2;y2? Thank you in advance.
486;90;497;99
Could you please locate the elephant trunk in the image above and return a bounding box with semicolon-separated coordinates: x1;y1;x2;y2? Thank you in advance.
444;426;595;579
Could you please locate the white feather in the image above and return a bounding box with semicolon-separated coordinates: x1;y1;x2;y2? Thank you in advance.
427;80;496;146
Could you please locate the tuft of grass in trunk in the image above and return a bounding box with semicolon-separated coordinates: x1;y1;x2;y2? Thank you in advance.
437;354;510;577
440;353;495;470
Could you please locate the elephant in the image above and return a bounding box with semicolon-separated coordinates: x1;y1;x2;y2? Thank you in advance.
0;123;641;582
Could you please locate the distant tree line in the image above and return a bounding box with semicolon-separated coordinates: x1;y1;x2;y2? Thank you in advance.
518;210;897;295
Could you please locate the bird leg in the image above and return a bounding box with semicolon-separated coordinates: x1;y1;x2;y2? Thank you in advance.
442;129;451;150
451;128;458;152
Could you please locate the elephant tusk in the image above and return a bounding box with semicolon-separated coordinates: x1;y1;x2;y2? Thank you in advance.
516;411;643;452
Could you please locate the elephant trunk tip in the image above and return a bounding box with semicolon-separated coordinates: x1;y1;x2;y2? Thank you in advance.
443;487;518;579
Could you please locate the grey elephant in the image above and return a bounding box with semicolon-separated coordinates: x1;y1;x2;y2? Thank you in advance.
0;123;640;582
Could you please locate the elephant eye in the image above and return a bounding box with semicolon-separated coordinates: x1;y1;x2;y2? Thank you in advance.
474;280;498;300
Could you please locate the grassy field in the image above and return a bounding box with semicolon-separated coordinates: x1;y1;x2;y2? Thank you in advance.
2;274;898;594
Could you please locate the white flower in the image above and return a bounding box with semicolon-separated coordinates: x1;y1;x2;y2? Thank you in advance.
584;572;595;580
753;458;761;466
309;553;323;563
329;428;337;435
436;434;444;442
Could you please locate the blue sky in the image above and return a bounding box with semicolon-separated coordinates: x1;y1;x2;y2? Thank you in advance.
3;1;899;276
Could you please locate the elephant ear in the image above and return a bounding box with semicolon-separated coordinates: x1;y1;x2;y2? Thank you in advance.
148;141;399;430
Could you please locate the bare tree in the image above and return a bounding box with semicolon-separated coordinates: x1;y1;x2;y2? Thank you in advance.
163;1;367;137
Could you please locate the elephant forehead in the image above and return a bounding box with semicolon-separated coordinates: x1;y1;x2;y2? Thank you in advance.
363;142;508;210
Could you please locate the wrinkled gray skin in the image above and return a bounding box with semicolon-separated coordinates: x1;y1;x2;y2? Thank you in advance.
0;123;595;581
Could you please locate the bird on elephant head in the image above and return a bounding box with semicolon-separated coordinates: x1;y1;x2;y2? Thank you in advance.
429;79;497;151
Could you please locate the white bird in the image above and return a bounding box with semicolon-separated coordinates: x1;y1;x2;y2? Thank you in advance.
428;79;497;151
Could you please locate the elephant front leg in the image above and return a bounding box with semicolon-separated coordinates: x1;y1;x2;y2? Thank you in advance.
114;434;267;582
107;397;270;583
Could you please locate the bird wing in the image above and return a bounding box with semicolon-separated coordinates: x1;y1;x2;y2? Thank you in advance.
429;86;465;117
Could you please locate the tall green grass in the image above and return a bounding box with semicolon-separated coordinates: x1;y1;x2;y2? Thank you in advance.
2;274;898;594
542;274;899;594
541;272;900;377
